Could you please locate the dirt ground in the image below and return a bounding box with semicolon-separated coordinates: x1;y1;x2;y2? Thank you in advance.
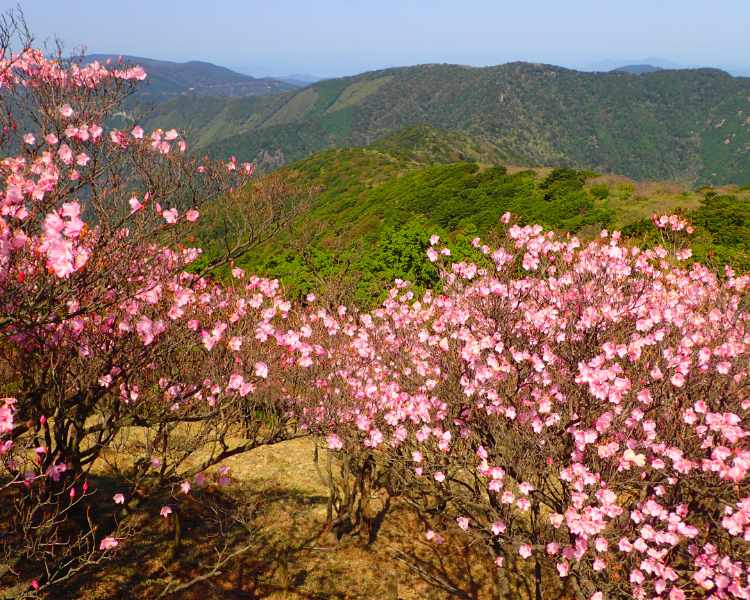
63;437;499;600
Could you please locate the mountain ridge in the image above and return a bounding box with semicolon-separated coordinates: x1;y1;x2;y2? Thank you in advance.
143;60;750;185
83;54;298;98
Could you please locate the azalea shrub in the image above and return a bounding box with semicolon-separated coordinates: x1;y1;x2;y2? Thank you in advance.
309;215;750;599
0;20;317;596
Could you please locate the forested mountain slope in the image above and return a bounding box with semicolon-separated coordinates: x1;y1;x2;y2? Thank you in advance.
146;62;750;184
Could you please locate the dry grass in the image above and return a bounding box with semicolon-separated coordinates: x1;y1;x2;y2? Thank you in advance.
585;176;702;227
504;164;553;178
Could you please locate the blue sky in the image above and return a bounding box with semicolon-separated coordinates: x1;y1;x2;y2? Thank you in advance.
7;0;750;77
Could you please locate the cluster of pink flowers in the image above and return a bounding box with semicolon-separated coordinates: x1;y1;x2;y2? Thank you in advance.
652;213;694;233
0;49;146;90
0;397;14;443
0;45;319;593
38;200;90;277
304;218;750;599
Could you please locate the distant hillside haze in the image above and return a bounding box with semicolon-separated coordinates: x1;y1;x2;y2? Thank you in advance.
584;57;683;72
611;64;664;74
83;54;299;99
144;61;750;185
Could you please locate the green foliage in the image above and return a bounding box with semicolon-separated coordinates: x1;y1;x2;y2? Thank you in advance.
590;184;610;199
540;168;587;200
690;194;750;270
371;125;508;165
354;219;441;304
621;192;750;271
204;139;617;305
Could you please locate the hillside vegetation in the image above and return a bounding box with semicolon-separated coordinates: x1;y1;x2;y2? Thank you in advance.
146;62;750;184
192;126;750;305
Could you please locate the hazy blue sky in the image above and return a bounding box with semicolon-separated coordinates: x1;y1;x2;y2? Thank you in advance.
7;0;750;77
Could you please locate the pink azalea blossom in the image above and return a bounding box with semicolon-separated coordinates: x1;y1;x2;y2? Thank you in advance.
162;208;178;224
326;434;343;450
99;536;118;550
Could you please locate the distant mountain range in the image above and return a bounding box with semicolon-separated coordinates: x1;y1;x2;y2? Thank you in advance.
588;58;748;77
584;57;679;71
611;64;664;74
83;54;299;99
143;61;750;185
276;74;323;87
